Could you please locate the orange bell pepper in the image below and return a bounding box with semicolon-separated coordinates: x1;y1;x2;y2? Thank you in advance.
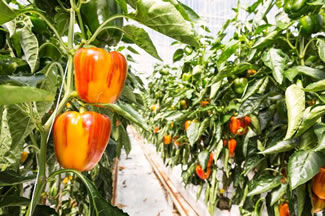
53;111;111;171
74;48;127;104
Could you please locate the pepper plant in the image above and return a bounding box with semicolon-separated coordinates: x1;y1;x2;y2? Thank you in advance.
0;0;199;215
140;0;325;215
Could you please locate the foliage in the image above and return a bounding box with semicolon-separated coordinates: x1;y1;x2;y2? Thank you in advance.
0;0;199;215
139;0;325;215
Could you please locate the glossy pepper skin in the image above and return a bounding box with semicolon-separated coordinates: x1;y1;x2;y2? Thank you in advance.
300;14;324;35
196;153;214;180
229;116;250;135
53;111;112;171
312;167;325;199
228;139;237;158
163;135;172;144
279;203;290;216
185;120;192;131
233;78;248;94
80;0;123;46
74;48;127;104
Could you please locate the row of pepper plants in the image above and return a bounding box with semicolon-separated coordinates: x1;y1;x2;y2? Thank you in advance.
140;0;325;215
0;0;201;215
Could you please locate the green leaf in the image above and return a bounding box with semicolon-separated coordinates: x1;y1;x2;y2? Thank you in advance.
36;64;58;119
0;85;54;105
305;79;325;92
173;48;184;62
0;0;16;25
103;103;148;131
270;183;287;206
210;81;222;99
0;195;30;208
217;41;239;68
317;38;325;63
20;26;39;73
253;30;279;49
294;105;325;138
122;25;161;60
247;175;282;197
284;84;305;140
121;85;137;104
114;0;128;14
0;171;35;186
39;42;62;61
296;184;306;216
262;48;288;84
131;0;199;48
260;138;299;154
34;205;58;216
0;74;45;86
241;77;267;101
216;62;252;82
178;2;200;22
288;150;325;190
198;150;209;170
314;133;325;152
119;124;131;155
285;66;325;81
253;0;273;28
186;121;200;146
54;10;70;36
237;95;266;118
0;105;35;170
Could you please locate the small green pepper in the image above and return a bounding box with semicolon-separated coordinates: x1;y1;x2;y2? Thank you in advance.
233;78;248;94
300;14;323;35
284;0;310;19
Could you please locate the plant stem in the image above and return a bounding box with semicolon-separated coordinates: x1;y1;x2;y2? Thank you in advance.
76;8;87;40
26;132;47;216
86;14;130;45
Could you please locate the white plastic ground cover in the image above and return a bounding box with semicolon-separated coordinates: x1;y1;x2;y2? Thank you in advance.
115;130;176;216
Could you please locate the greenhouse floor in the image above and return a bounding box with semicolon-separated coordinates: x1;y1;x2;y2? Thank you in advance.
114;128;180;216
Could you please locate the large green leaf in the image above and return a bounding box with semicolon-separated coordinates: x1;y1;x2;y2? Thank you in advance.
0;171;35;186
0;0;16;25
20;26;39;73
0;105;35;170
284;84;305;140
262;48;288;84
0;85;54;105
131;0;199;48
247;175;282;197
217;40;239;68
305;79;325;92
122;25;161;60
294;105;325;138
186;121;200;146
253;30;279;49
253;0;273;28
288;150;325;190
285;66;325;81
260;138;299;154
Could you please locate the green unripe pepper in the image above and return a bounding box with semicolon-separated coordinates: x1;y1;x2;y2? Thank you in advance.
284;0;310;19
300;14;324;35
182;73;192;81
184;46;193;55
30;17;48;35
233;78;248;94
81;0;123;46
